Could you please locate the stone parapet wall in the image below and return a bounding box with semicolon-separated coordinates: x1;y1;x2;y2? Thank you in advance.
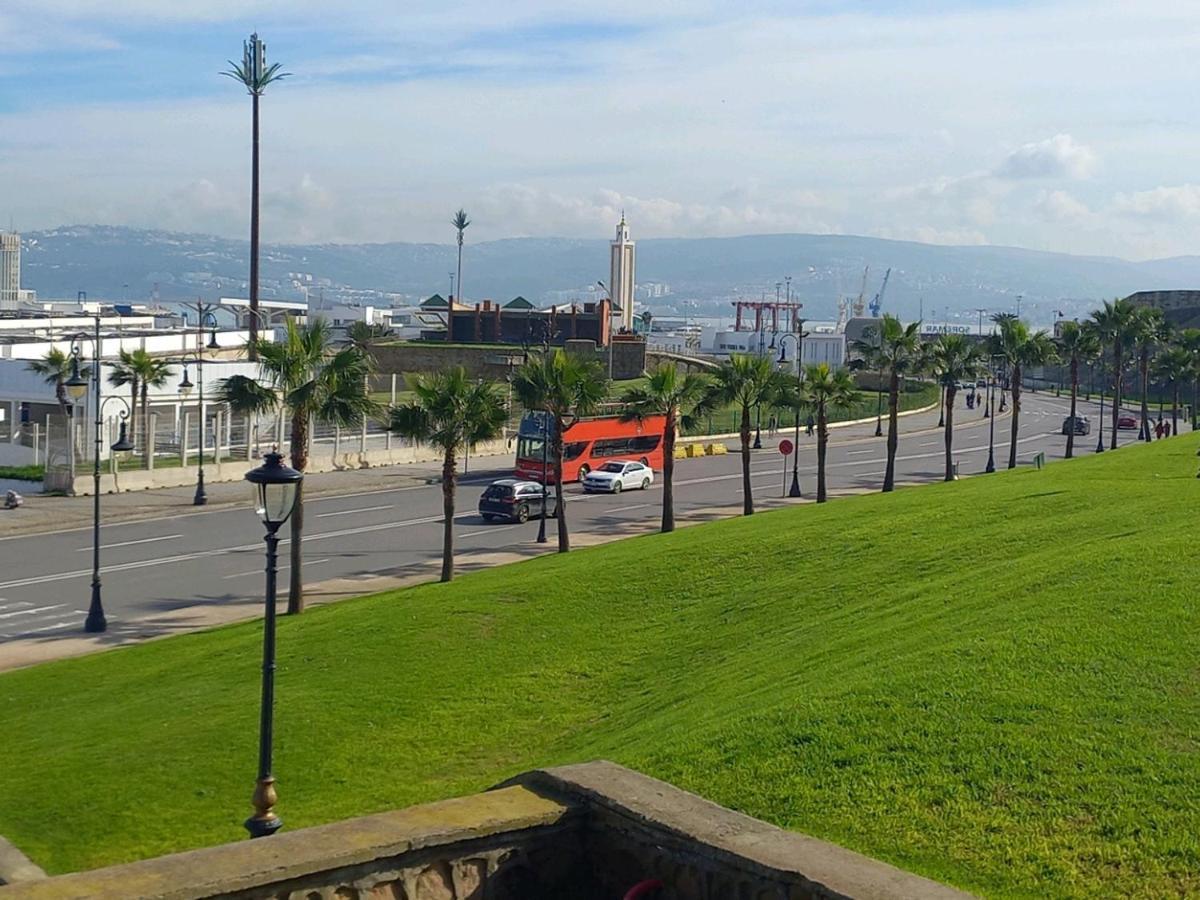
0;762;972;899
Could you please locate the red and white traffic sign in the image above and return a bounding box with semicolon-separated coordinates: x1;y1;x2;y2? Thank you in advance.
778;439;794;456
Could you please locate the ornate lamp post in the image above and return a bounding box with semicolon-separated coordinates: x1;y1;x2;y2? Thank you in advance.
777;331;806;497
985;354;1002;474
243;450;302;839
177;306;221;505
536;412;549;544
65;317;136;633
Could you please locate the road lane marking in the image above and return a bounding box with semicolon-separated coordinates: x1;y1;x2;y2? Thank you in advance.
0;602;31;612
0;604;62;620
223;558;331;580
316;505;394;519
458;525;523;539
75;534;182;552
846;448;875;455
605;503;655;513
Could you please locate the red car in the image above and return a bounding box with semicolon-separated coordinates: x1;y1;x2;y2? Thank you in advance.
1116;415;1138;430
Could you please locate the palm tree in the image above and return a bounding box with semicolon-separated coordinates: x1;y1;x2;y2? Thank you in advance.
926;334;983;480
452;208;470;304
389;368;507;582
1090;298;1138;449
217;318;374;613
107;350;141;444
1131;307;1167;442
218;373;276;461
114;349;173;466
619;363;710;532
800;363;862;501
1152;347;1191;436
511;349;608;552
706;354;786;515
223;35;290;360
27;348;90;421
992;316;1056;468
1054;322;1100;459
1174;328;1200;430
873;314;923;492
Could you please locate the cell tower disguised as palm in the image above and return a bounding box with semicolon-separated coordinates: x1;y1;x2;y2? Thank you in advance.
224;34;289;360
452;208;470;304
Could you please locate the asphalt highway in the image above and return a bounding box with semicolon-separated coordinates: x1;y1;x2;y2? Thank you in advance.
0;390;1155;654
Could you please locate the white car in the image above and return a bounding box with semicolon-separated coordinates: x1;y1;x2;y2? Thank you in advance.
581;460;654;493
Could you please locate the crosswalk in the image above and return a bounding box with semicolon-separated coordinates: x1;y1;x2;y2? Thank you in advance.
0;600;98;640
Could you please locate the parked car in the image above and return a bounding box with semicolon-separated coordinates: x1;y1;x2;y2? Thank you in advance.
1061;415;1091;435
581;460;654;494
478;479;556;523
1117;415;1138;430
975;378;988;388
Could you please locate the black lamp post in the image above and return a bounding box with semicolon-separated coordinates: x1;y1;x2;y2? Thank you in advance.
177;306;222;505
777;332;805;497
985;356;1000;473
536;413;549;543
1096;363;1106;454
874;326;884;437
753;403;763;450
937;383;945;428
66;317;136;634
243;450;302;839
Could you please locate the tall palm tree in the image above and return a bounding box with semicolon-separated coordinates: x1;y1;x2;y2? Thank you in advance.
389;368;507;582
873;314;923;492
992;316;1056;468
223;35;289;360
706;353;787;515
1175;328;1200;430
800;363;861;501
1152;347;1191;436
511;349;608;552
107;350;141;444
619;363;710;532
452;208;470;304
1090;298;1138;450
1131;306;1167;442
218;373;276;461
1054;322;1100;459
217;318;374;613
27;348;90;421
119;349;173;466
926;334;983;480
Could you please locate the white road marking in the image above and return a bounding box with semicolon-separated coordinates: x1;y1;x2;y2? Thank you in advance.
315;505;393;519
75;534;182;552
0;601;31;612
223;558;331;580
458;525;523;539
606;503;655;513
846;448;875;455
0;604;62;620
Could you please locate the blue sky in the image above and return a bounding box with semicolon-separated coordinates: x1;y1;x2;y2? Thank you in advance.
2;1;1199;259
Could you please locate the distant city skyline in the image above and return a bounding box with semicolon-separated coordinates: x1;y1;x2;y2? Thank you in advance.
2;1;1198;260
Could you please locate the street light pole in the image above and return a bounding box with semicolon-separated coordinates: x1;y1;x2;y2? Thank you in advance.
536;413;549;543
874;326;884;437
1096;362;1106;453
777;332;804;498
985;358;997;473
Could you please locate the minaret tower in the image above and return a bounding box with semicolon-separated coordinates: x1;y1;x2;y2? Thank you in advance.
609;213;636;332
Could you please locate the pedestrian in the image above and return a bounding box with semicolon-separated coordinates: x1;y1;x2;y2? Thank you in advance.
1165;420;1173;437
805;414;815;437
767;414;777;436
1154;419;1163;440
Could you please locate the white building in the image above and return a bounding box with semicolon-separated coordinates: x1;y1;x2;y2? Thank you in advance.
0;232;20;311
701;326;846;370
610;215;636;332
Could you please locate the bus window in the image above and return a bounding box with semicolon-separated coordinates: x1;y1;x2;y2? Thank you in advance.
517;436;545;460
630;435;661;453
564;441;589;460
592;438;630;457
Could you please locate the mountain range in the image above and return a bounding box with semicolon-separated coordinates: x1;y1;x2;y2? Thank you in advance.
18;225;1200;323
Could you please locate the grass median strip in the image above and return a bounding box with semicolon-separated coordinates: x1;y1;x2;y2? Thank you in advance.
1;437;1197;897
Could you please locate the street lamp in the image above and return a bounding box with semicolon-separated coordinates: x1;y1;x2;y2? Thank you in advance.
985;355;1001;473
1096;361;1106;454
873;326;884;438
536;412;549;544
178;304;222;505
777;330;806;497
753;403;763;450
243;450;302;840
67;318;136;633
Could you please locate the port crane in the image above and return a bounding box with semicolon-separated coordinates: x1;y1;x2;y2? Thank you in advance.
868;268;891;317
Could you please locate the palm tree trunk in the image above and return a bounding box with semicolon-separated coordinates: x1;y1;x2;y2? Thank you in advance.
943;385;956;481
1140;351;1151;443
882;370;899;492
553;418;569;552
440;445;456;582
287;411;308;614
661;410;676;532
1066;358;1078;459
816;404;828;503
1111;343;1122;450
1008;365;1022;469
740;404;753;514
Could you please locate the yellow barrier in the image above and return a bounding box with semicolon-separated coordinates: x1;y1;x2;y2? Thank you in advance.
673;446;688;459
706;443;727;455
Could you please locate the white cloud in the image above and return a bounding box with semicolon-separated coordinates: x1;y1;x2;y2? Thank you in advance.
1035;189;1092;222
1112;184;1200;220
994;134;1097;181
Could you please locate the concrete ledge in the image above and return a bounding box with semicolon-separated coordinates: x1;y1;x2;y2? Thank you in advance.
0;786;572;899
507;761;974;900
0;835;45;886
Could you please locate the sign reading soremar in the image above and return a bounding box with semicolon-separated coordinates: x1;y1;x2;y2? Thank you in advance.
779;439;793;456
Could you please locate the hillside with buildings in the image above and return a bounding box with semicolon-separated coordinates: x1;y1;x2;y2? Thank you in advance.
14;225;1200;324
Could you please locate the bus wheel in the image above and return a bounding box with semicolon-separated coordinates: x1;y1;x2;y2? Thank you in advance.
578;465;590;479
516;504;530;524
640;457;649;467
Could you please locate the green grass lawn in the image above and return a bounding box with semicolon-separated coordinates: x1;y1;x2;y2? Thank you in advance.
3;438;1198;897
0;463;44;481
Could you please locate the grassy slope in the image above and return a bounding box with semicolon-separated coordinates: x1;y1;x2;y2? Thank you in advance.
2;438;1198;897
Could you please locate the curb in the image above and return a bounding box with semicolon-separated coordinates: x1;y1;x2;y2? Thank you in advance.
0;834;46;885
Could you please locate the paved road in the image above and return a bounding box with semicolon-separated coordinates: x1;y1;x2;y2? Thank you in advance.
0;390;1159;662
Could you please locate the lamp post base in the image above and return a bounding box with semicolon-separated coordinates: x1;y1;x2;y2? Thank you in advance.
752;429;762;450
245;775;282;839
788;472;802;498
84;581;106;633
193;470;208;506
874;419;882;437
985;452;995;474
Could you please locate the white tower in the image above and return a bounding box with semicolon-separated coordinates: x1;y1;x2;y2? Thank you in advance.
609;213;636;332
0;232;20;311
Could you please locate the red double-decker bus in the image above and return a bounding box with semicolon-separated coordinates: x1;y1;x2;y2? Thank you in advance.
515;410;668;483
